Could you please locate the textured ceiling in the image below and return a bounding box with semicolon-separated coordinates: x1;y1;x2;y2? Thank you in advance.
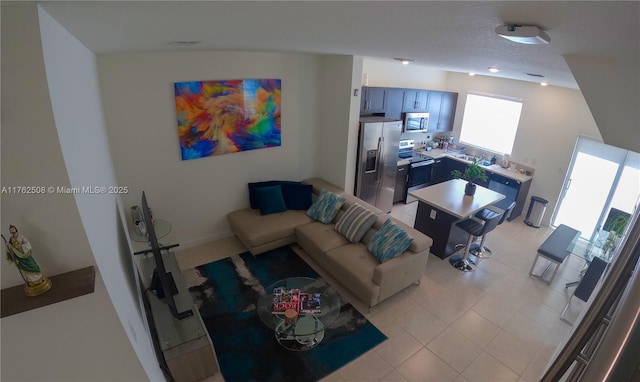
39;1;640;89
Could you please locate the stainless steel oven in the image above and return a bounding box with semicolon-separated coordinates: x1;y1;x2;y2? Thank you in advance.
406;158;434;203
403;112;429;133
399;139;435;203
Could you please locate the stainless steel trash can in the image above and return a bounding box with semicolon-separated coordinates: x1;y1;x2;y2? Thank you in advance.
525;196;548;228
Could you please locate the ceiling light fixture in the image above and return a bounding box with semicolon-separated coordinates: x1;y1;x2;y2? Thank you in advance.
394;58;414;65
540;82;549;87
495;24;550;45
468;72;476;76
488;66;501;73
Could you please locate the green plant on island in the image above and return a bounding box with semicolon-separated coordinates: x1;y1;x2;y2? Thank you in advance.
451;159;488;185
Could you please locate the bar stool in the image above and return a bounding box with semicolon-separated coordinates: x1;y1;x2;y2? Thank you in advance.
470;202;516;259
449;210;503;272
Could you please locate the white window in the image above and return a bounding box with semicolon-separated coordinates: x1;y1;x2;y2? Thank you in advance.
459;92;523;155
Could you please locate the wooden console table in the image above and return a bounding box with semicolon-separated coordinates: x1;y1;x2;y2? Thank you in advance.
135;249;219;382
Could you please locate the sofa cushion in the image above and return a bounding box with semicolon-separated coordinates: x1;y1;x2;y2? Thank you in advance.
324;244;380;304
296;221;350;259
255;185;287;215
307;189;346;224
228;208;312;248
248;180;301;209
367;218;414;263
281;183;313;210
335;203;377;243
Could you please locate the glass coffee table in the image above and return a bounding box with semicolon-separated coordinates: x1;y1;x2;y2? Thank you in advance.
257;277;341;351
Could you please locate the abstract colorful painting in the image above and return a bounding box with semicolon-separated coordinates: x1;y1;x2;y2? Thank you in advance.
174;79;281;160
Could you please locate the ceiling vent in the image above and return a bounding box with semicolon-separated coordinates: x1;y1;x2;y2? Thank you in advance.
495;24;550;45
526;73;545;78
168;40;202;46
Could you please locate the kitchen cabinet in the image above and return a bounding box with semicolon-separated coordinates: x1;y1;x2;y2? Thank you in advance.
394;163;409;203
358;87;458;133
444;157;468;181
485;173;531;221
426;91;458;133
429;158;449;185
385;88;405;120
425;91;442;131
438;92;458;132
402;89;429;112
507;177;531;221
360;87;387;115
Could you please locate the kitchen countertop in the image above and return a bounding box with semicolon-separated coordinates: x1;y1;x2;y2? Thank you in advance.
416;148;533;183
408;179;506;219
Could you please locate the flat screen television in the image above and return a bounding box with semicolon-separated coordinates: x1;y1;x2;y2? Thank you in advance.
141;191;193;320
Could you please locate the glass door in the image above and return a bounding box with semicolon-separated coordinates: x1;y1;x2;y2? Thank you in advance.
552;136;631;241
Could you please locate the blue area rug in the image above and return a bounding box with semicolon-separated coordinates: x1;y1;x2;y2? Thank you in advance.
185;246;387;382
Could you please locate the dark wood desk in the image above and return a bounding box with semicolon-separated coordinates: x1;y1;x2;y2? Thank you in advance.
409;179;505;259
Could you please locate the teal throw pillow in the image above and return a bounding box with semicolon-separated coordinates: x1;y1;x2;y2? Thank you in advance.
307;189;346;224
367;218;413;263
255;185;287;215
281;183;313;210
335;203;377;243
248;180;301;209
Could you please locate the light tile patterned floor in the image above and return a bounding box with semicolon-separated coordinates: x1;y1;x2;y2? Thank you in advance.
176;201;587;382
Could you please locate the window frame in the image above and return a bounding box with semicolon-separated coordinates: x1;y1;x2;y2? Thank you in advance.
458;92;523;155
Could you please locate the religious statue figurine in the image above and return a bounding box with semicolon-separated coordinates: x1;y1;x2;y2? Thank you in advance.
3;225;52;296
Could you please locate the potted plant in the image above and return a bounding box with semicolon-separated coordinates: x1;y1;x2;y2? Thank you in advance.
451;159;488;196
602;214;629;259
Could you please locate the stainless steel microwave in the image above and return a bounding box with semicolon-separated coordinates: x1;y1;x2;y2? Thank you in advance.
403;112;430;133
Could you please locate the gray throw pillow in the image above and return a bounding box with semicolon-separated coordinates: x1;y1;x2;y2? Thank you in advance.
335;203;377;243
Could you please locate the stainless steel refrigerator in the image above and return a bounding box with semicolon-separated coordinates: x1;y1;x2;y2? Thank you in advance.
355;118;402;213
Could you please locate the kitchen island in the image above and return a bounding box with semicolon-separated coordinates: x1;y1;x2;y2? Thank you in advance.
409;179;505;259
410;149;533;221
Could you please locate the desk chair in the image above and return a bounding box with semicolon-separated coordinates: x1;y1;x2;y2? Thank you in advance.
450;210;503;272
470;201;516;259
560;256;608;325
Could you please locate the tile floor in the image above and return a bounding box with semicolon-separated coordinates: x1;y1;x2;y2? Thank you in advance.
176;201;590;382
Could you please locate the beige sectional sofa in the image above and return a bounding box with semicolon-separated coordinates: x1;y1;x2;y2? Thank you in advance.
227;177;432;308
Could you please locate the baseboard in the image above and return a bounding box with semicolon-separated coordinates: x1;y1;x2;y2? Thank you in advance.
179;230;235;250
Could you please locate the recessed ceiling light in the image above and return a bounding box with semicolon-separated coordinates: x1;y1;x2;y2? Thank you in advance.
468;72;476;76
394;58;414;65
540;82;549;86
488;66;501;73
495;24;550;45
168;40;203;46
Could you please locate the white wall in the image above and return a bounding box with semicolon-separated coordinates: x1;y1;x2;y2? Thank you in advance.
98;51;322;247
565;54;640;153
38;6;158;380
1;273;147;382
317;55;363;191
0;4;92;289
1;4;149;381
363;57;448;90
